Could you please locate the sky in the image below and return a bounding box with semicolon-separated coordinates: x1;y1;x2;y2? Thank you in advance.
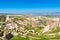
0;0;60;13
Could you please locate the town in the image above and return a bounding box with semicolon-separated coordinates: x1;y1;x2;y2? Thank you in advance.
0;14;60;40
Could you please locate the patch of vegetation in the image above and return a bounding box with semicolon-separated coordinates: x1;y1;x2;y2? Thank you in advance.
11;36;29;40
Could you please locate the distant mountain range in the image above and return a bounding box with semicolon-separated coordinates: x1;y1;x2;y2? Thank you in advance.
32;12;60;15
0;12;60;15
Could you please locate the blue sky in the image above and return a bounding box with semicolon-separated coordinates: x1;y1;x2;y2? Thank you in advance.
0;0;60;13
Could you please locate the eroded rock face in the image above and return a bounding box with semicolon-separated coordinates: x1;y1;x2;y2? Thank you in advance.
42;25;50;33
